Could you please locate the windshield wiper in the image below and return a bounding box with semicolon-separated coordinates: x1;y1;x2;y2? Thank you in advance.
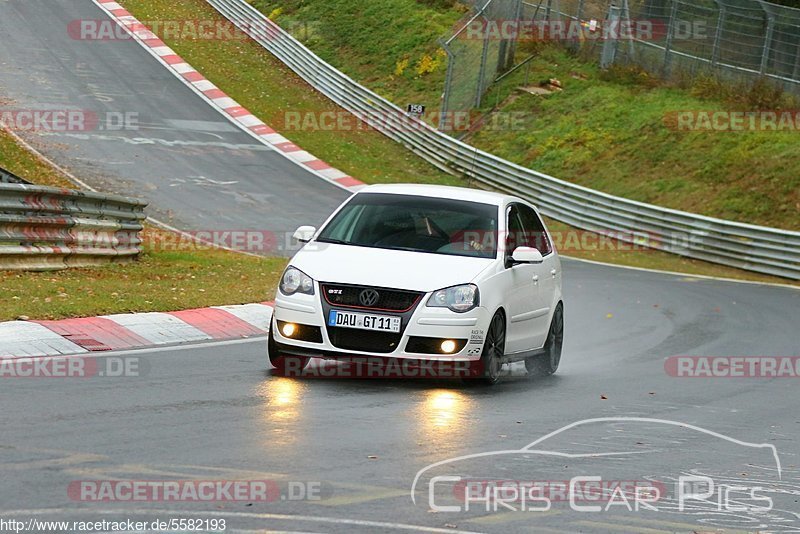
315;237;354;246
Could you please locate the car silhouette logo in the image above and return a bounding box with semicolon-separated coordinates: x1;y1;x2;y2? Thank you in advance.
359;289;380;307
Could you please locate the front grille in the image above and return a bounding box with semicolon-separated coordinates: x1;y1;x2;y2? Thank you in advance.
321;284;422;312
326;327;402;353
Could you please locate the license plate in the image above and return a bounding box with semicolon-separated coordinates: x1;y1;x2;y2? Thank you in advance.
327;310;401;333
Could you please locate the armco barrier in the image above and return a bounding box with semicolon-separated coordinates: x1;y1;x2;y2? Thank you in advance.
204;0;800;280
0;183;147;271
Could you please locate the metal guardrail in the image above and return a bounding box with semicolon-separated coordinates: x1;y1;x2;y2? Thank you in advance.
0;165;28;184
206;0;800;280
0;183;147;271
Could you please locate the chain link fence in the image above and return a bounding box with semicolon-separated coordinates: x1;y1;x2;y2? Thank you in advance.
439;0;800;129
439;0;523;129
522;0;800;92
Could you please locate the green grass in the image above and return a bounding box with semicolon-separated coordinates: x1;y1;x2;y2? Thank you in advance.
117;0;799;285
249;0;467;113
471;46;800;229
0;128;73;188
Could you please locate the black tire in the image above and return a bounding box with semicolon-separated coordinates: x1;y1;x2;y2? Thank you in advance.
526;303;563;377
478;311;506;385
268;328;309;375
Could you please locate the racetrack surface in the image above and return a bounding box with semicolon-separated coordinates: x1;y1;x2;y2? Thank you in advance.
0;1;799;532
1;260;798;533
0;0;349;244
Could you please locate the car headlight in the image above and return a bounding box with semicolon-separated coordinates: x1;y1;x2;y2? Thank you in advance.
279;266;315;296
426;284;479;313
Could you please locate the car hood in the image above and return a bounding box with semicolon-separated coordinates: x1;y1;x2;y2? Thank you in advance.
291;243;495;292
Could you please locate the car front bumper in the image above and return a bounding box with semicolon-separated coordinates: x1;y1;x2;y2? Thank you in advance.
271;292;490;363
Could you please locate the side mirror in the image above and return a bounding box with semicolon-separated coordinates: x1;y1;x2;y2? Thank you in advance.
511;246;544;265
292;225;317;243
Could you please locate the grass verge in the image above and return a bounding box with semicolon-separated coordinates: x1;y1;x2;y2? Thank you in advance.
0;127;74;188
472;45;800;229
119;0;799;286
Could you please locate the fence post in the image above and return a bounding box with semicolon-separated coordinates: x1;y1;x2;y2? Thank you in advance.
505;0;524;70
711;1;726;67
439;40;454;131
601;4;622;68
793;45;800;80
573;0;586;52
662;0;679;75
760;14;776;75
476;14;491;107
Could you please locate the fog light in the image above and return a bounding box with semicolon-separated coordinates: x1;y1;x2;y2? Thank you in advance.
281;323;297;337
440;340;457;353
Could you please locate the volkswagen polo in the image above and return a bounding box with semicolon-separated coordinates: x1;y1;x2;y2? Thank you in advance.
268;184;563;384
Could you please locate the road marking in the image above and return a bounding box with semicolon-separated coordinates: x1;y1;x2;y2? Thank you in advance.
316;486;407;507
37;131;272;151
465;510;560;525
573;520;672;533
620;515;749;533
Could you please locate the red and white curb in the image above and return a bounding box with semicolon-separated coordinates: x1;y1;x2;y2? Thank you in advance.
92;0;366;192
0;303;273;358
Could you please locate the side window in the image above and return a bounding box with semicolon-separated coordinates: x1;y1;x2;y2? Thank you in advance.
517;204;552;256
505;206;525;257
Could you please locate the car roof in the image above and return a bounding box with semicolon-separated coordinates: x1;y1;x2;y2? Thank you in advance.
356;183;513;206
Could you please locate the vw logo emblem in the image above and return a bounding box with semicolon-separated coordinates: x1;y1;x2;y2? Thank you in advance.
359;289;380;307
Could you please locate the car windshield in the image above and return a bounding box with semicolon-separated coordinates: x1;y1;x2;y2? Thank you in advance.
316;193;498;258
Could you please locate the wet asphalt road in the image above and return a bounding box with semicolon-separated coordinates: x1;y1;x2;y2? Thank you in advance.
0;0;799;532
1;260;798;533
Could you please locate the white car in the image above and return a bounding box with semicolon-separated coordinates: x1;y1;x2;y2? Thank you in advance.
268;184;563;384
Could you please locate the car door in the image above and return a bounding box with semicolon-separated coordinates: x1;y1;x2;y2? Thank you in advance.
502;204;550;354
516;203;558;349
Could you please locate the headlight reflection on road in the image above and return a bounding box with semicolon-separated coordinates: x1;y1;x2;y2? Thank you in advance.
257;378;307;447
418;389;472;442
